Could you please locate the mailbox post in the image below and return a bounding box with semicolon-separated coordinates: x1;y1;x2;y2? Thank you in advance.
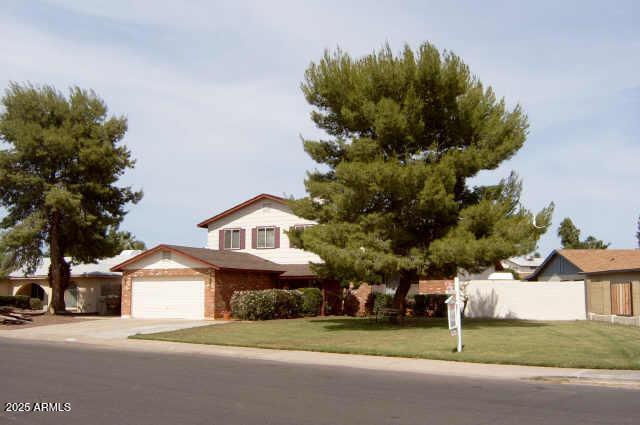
445;277;464;352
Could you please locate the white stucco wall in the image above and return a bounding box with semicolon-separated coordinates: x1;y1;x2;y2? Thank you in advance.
10;276;120;313
206;199;322;264
464;280;586;320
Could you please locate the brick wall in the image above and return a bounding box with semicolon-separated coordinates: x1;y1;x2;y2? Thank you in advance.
351;282;372;316
418;279;453;295
213;270;279;318
121;268;214;318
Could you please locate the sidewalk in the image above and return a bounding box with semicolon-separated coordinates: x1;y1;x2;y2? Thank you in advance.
2;321;639;388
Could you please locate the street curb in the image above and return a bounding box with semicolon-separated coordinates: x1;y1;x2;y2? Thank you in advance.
4;331;639;387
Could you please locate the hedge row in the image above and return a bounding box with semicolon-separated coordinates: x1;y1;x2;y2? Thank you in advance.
0;295;36;309
230;288;362;320
299;287;322;316
231;289;303;320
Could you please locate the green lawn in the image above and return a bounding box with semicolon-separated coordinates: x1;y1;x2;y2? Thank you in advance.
132;317;640;369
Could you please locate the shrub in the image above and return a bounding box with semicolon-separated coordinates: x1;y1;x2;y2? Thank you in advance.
413;294;427;316
0;295;18;307
230;289;302;320
324;290;342;315
5;295;31;309
373;293;393;312
300;287;323;316
425;294;448;317
16;295;30;309
342;293;360;316
364;293;376;315
29;298;43;310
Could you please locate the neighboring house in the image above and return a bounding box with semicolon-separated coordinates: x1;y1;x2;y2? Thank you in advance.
0;250;141;314
501;255;544;279
110;194;340;319
457;255;544;281
579;251;640;321
526;249;589;281
528;249;640;322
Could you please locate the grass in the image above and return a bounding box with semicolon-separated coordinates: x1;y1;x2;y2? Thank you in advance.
131;317;640;370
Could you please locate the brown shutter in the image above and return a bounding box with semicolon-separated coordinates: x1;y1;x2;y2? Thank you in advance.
274;226;280;248
240;229;246;249
219;230;224;250
251;228;257;249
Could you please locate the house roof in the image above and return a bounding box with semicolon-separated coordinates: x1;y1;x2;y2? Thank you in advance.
9;250;143;279
279;263;318;279
197;193;287;228
527;249;640;280
110;244;286;273
503;255;544;268
562;249;640;275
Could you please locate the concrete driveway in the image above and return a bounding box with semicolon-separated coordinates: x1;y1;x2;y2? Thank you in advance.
0;317;214;343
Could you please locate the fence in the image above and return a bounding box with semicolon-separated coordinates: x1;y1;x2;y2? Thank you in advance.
464;280;586;321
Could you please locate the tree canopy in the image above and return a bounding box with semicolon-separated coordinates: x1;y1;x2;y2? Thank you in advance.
0;83;142;312
109;228;147;251
289;43;553;310
557;217;609;249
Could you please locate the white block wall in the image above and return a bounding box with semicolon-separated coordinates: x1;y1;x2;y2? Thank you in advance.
464;280;586;321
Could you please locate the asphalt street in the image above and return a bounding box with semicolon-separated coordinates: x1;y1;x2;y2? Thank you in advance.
0;338;637;425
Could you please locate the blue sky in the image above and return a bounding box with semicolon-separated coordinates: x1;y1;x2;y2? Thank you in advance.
1;0;638;255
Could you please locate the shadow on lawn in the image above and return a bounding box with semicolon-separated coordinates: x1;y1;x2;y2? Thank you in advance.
310;317;549;332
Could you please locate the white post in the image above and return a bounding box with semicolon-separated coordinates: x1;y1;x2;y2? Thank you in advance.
455;277;462;352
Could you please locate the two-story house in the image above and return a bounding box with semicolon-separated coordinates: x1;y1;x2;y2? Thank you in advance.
112;194;338;319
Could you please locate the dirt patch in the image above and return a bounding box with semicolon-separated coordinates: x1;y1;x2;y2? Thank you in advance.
0;314;99;330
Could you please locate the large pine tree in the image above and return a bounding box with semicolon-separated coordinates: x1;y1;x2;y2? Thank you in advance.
289;43;553;314
0;83;142;313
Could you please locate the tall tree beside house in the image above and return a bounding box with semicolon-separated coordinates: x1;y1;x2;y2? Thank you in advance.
0;83;142;313
289;43;553;314
557;217;609;249
636;214;640;248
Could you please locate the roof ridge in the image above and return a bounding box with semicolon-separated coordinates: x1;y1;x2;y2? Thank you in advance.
196;193;288;228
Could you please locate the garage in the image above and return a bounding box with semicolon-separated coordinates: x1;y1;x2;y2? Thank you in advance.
131;276;205;319
111;244;285;319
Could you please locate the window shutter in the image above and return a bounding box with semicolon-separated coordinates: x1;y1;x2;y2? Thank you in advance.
251;228;257;249
219;230;224;250
274;227;280;248
240;229;246;249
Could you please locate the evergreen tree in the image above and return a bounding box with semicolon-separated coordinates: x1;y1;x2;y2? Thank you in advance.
557;217;609;249
109;228;147;251
557;218;581;248
289;43;553;314
0;83;142;313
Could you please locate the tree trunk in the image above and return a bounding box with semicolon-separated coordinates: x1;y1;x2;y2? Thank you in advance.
392;271;415;321
48;212;69;315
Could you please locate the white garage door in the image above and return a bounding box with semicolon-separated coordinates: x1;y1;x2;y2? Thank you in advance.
131;276;205;319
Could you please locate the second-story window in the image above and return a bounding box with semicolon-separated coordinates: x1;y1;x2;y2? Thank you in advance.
256;226;276;249
223;229;241;250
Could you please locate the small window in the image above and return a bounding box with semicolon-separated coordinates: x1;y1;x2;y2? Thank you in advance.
224;229;241;250
162;251;171;260
293;224;314;231
256;227;276;249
